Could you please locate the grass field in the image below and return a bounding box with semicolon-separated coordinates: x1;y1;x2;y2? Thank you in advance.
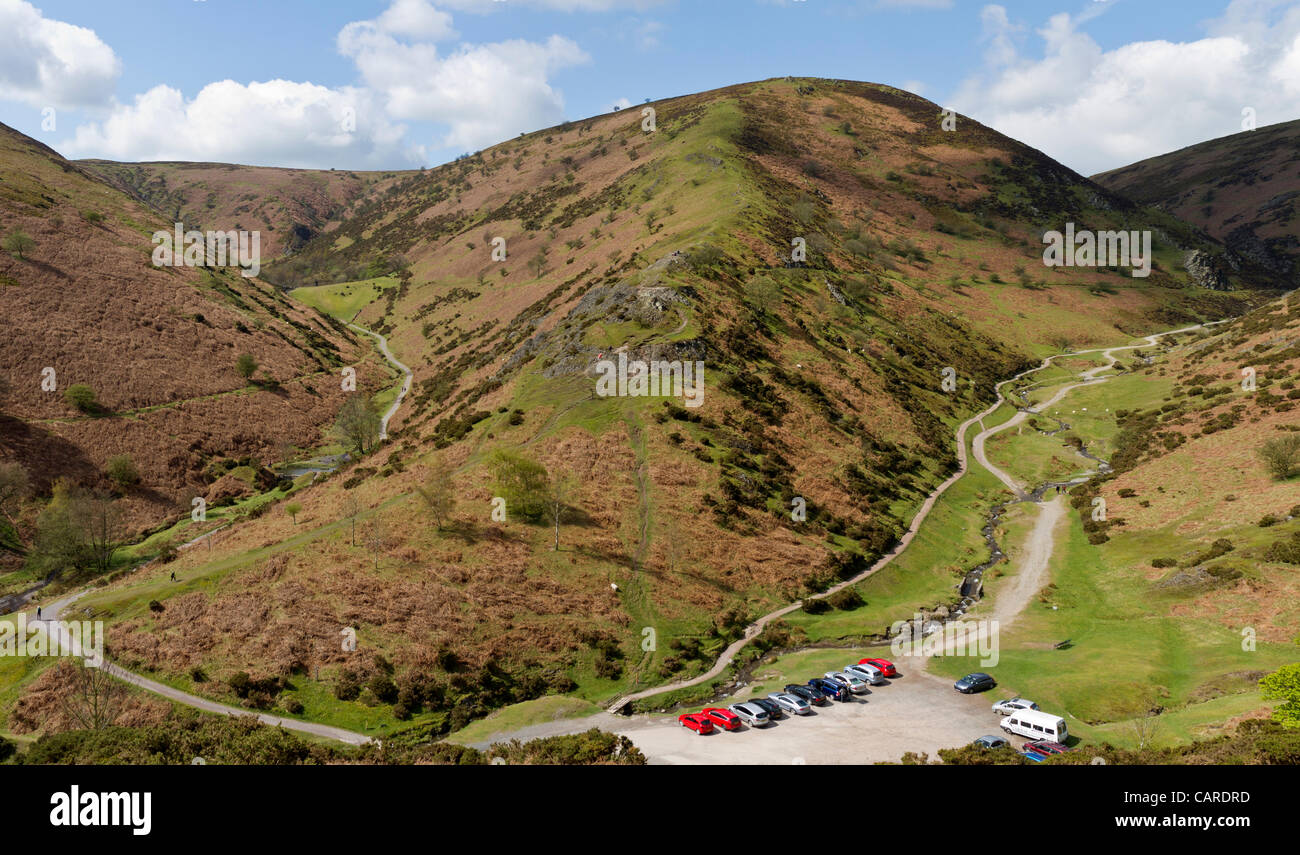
290;276;397;321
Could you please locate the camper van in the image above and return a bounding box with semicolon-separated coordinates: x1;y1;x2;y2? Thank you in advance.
1000;709;1068;743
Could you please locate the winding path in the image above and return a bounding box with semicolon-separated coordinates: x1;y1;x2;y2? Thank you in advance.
348;323;412;439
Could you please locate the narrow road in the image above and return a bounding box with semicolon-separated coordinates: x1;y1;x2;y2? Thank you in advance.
348;323;412;439
34;592;372;746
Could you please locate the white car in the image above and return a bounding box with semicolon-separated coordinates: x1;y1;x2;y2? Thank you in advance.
991;697;1040;716
825;671;871;694
845;663;886;685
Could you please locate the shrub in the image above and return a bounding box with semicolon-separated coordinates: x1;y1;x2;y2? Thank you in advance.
334;669;361;701
235;353;258;380
827;588;864;610
105;454;140;489
1150;557;1177;568
801;597;831;615
64;383;99;413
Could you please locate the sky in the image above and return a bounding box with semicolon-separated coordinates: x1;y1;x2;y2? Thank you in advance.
2;0;1299;175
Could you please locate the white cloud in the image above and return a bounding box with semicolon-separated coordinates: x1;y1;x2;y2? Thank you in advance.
338;3;589;153
952;1;1300;175
0;0;120;110
59;80;420;169
436;0;667;11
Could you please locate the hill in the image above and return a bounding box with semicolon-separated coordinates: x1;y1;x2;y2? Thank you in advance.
79;159;416;260
0;122;378;539
1093;120;1300;285
3;78;1283;742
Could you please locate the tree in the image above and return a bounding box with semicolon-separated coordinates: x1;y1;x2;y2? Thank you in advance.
545;473;577;551
363;518;390;571
341;496;361;547
0;462;30;527
488;449;548;521
1260;664;1300;729
58;660;127;731
415;454;456;530
27;482;120;578
285;501;302;525
105;454;139;491
235;353;259;381
63;383;99;414
1258;435;1300;480
71;489;120;574
334;394;381;455
2;230;34;260
744;275;781;315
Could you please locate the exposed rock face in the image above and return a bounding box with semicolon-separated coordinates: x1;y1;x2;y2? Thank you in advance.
1225;224;1293;277
1183;250;1230;291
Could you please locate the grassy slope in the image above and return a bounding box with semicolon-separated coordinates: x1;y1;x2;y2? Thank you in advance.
5;79;1281;742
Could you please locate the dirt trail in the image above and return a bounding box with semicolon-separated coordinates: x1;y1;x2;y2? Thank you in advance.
348;323;412;439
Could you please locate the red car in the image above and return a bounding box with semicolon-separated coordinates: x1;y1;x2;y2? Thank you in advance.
1025;740;1070;757
859;657;898;677
701;707;743;732
678;713;714;735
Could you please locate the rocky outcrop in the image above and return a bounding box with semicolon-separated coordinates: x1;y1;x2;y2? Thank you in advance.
1183;250;1230;291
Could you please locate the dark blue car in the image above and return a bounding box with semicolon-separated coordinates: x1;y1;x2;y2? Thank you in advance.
808;677;849;702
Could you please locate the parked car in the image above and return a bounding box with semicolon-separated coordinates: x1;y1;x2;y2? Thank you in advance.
1025;740;1071;757
808;677;849;702
972;735;1008;750
858;657;898;678
727;702;771;727
992;697;1040;716
954;672;996;693
701;707;743;731
750;697;785;720
767;692;812;715
845;663;886;685
825;671;870;694
784;684;829;706
678;713;713;734
1020;749;1047;763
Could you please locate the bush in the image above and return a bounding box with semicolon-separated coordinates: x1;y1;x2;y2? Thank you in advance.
235;353;258;380
64;383;99;413
281;696;304;715
1150;557;1177;568
367;674;398;704
105;454;140;489
827;588;864;610
1259;514;1281;528
334;669;361;701
801;597;831;615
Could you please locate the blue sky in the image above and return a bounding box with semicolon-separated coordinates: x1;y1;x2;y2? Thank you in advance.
3;0;1299;174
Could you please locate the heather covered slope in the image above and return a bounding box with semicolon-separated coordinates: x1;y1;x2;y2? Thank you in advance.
79;159;417;261
1093;119;1300;285
0;123;377;532
5;79;1280;741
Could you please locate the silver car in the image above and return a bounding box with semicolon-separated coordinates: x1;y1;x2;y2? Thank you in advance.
728;701;771;727
844;663;886;685
767;691;812;715
825;671;871;694
992;697;1039;716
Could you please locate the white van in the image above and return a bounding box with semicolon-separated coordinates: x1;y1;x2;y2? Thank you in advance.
1000;709;1068;743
